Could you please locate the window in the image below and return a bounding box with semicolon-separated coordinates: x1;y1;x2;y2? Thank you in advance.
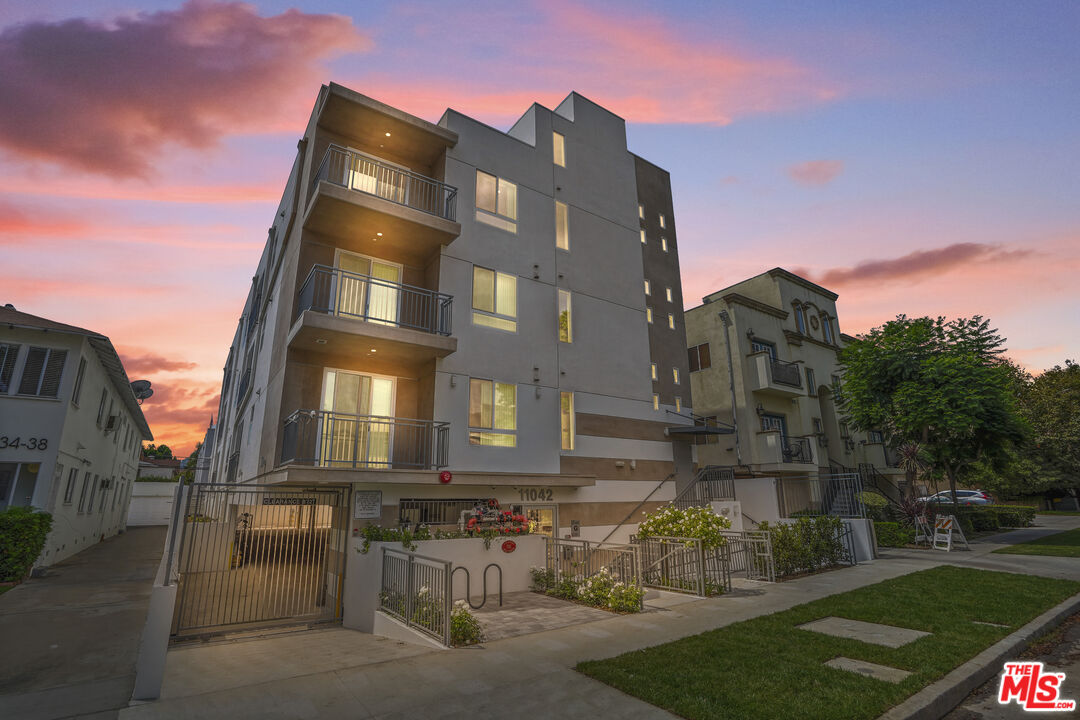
751;338;777;360
0;343;19;393
472;266;517;331
555;200;569;250
665;287;673;303
63;467;78;504
644;279;651;296
469;379;516;447
558;290;572;343
794;304;807;334
868;430;885;444
688;343;711;372
672;367;680;384
97;388;108;426
17;347;67;398
560;392;574;450
475;170;517;232
98;478;109;512
652;394;660;410
806;368;817;395
839;422;850;438
646;307;653;324
552;132;566;167
650;363;657;381
77;471;91;512
822;316;835;344
638;203;644;219
674;396;682;412
661;237;668;252
86;474;99;513
831;373;842;391
71;356;86;406
761;413;787;435
813;418;824;434
640;229;646;244
667;313;675;330
659;213;666;229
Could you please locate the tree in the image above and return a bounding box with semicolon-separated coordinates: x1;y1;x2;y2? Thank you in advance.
177;442;202;485
142;443;173;459
837;315;1026;503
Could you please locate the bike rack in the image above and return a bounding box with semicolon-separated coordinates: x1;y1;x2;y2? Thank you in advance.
451;563;503;610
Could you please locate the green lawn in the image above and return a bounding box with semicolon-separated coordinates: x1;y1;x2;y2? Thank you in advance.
993;527;1080;557
1038;510;1080;516
577;566;1079;720
0;585;12;597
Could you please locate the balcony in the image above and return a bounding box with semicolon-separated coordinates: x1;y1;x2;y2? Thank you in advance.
304;146;460;264
754;432;816;469
289;265;457;363
281;410;449;471
748;352;804;398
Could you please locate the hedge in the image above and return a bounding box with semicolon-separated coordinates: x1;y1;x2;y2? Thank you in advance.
929;504;1036;534
759;516;851;577
874;521;915;547
0;507;53;582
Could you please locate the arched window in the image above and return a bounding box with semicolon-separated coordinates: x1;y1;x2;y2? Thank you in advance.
793;303;807;334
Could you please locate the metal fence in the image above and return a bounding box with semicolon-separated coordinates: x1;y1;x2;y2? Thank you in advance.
281;410;449;470
639;536;708;595
313;144;458;221
777;473;865;518
297;264;453;336
720;530;776;583
544;537;642;604
781;436;813;463
379;547;452;646
398;498;488;528
671;466;736;510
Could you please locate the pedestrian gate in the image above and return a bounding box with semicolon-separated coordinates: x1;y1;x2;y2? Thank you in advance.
172;484;349;637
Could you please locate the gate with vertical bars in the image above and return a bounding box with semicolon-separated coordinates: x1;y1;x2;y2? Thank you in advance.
171;483;349;637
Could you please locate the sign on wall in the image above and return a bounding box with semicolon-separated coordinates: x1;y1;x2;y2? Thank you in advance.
354;490;382;519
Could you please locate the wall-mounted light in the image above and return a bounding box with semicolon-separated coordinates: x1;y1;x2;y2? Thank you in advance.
745;327;755;339
449;375;457;388
755;403;765;417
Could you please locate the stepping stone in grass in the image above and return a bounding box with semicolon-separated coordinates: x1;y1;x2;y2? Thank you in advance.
825;656;913;684
797;617;931;648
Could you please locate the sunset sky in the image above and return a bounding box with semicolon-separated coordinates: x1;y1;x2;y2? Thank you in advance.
1;0;1077;456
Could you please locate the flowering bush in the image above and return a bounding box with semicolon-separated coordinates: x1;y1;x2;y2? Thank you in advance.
529;566;556;592
575;567;645;612
637;505;732;548
450;600;485;646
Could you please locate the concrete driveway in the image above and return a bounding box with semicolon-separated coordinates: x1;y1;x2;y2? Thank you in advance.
0;526;167;720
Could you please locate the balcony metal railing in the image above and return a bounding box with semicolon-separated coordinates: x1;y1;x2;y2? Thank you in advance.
281;410;449;470
313;144;458;222
781;436;813;464
769;358;803;388
777;473;865;518
297;264;452;336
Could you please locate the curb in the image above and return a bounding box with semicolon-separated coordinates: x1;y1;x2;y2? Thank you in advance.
878;590;1080;720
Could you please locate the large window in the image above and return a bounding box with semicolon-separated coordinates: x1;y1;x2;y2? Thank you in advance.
17;347;67;398
469;379;516;447
472;266;517;332
475;170;517;232
0;463;39;510
558;290;572;343
688;343;711;372
553;132;566;167
0;343;18;394
555;201;569;250
560;392;574;450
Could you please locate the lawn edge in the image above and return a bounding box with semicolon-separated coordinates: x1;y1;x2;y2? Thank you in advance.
877;588;1080;720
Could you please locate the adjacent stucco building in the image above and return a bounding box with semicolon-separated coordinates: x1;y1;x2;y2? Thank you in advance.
0;305;153;566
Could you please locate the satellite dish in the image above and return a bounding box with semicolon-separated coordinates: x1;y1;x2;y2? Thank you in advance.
130;380;154;403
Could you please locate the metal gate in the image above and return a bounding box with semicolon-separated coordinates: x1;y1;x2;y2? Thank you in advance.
172;484;349;637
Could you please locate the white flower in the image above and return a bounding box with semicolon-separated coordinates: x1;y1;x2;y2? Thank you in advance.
418;586;430;596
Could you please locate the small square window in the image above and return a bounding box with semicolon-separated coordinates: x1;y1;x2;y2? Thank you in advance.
640;229;646;244
661;237;668;252
646;307;653;324
667;313;675;330
644;279;651;295
659;213;666;229
674;396;682;413
553;131;566;167
650;363;657;381
638;203;644;219
555;200;569;251
652;394;660;410
672;367;680;384
665;287;673;303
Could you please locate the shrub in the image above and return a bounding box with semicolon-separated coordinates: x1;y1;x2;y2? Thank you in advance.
0;507;53;582
529;566;555;592
637;505;731;549
356;524;432;554
574;567;644;612
450;600;485;646
874;521;915;547
858;491;891;522
760;516;851;578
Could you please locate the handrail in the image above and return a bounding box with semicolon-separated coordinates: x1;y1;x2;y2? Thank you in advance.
670;466;736;509
598;473;674;545
297;264;453;336
313;144;458;222
281;410;450;470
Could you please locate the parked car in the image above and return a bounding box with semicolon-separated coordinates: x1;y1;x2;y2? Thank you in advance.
917;489;994;505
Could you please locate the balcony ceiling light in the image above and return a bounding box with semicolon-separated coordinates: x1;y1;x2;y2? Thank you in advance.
384;132;391;137
370;348;377;353
315;338;327;345
376;232;383;236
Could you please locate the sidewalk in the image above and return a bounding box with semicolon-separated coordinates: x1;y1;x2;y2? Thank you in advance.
0;526;167;720
118;514;1080;720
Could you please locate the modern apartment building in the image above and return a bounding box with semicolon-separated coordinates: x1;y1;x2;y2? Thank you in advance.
0;305;152;566
206;83;696;546
684;269;903;488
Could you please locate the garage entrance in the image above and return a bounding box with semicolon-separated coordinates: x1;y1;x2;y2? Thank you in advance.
172;484;349;637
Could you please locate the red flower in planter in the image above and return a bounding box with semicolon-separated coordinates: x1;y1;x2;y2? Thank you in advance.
466;517;478;530
514;527;522;534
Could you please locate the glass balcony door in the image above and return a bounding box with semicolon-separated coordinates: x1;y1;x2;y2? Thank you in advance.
319;369;395;468
345;149;409;205
334;251;402;327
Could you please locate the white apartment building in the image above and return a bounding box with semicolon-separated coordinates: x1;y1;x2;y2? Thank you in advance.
0;305;152;567
685;269;904;494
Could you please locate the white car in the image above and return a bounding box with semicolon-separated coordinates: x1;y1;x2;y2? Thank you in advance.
918;490;993;506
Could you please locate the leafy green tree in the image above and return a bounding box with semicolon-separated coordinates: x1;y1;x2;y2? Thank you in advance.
142;443;173;459
837;315;1025;503
177;442;202;485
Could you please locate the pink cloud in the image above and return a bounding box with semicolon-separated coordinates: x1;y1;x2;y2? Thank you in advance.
0;177;281;204
117;350;198;375
787;159;845;186
0;200;85;239
0;1;368;177
801;243;1032;288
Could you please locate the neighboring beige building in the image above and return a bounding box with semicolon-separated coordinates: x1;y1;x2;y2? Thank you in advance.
685;268;903;491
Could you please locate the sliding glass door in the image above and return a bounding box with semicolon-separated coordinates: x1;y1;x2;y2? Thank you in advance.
334;251;401;327
320;370;395;468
